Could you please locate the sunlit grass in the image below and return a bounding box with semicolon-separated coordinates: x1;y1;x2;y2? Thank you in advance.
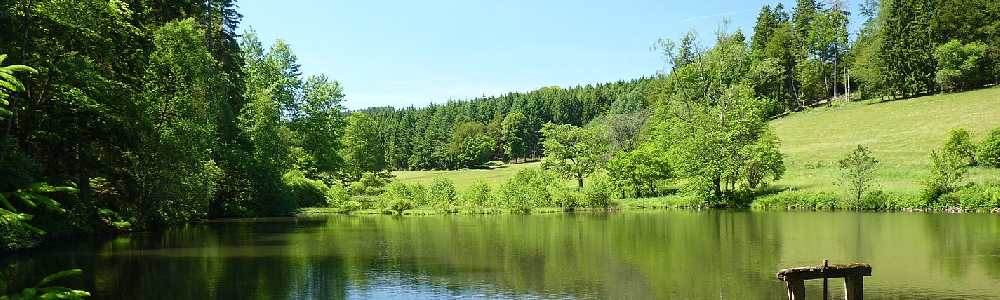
393;161;543;190
771;86;1000;194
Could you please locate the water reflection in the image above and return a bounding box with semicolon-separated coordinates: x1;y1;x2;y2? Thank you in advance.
3;211;1000;299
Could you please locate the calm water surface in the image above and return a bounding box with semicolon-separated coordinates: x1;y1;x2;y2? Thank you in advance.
4;210;1000;299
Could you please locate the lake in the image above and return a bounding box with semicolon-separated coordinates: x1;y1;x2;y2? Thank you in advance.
4;210;1000;299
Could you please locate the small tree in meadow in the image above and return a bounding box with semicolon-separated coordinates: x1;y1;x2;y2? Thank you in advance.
838;145;879;205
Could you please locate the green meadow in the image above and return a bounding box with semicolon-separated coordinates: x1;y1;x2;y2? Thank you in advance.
771;86;1000;197
395;87;1000;201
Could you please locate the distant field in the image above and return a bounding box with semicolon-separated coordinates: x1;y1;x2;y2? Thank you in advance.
771;86;1000;195
393;161;543;190
394;87;1000;196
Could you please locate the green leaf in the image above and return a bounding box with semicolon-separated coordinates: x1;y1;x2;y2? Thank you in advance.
16;193;37;208
35;269;82;288
0;194;15;211
29;194;66;213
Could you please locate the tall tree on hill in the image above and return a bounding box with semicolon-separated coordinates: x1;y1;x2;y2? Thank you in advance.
448;121;495;169
289;75;347;179
752;4;798;112
232;31;296;216
879;0;936;97
813;0;849;99
341;112;388;180
847;0;889;100
501;111;529;163
136;18;221;225
649;25;784;206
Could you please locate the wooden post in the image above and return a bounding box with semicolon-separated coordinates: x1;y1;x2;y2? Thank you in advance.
844;276;864;300
786;280;806;300
822;260;829;300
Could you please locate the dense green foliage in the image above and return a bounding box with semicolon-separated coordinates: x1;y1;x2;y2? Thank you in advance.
0;0;351;248
2;0;999;251
978;128;1000;168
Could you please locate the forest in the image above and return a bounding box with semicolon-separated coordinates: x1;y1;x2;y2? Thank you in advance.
2;0;1000;252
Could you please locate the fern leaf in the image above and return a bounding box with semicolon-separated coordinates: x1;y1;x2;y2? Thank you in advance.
35;269;82;288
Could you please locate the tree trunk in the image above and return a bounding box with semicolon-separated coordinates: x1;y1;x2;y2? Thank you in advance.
712;177;723;202
833;48;839;99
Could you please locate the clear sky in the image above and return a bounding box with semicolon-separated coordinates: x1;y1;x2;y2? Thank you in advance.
237;0;856;110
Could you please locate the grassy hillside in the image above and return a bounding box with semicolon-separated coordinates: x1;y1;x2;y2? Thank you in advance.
771;86;1000;195
393;87;1000;198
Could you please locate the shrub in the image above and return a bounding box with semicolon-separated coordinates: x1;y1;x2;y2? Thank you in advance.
948;181;1000;211
942;128;977;167
378;182;421;214
752;190;840;209
495;168;557;213
359;172;388;195
340;200;363;212
325;184;350;208
282;170;329;208
427;177;457;212
347;181;366;196
408;183;428;206
459;180;493;207
549;185;582;209
582;174;614;209
848;189;895;210
978;127;1000;168
933;40;988;92
679;177;717;207
920;150;968;207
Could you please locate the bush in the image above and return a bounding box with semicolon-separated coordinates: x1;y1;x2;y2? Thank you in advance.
325;184;350;208
943;128;977;167
978;127;1000;168
549;185;582;209
752;190;840;209
679;177;717;207
427;177;457;212
282;170;329;208
495;168;557;213
459;180;493;207
582;175;614;209
946;181;1000;211
843;189;899;210
920;150;968;207
378;182;422;214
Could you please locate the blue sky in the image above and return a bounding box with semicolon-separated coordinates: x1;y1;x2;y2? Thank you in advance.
238;0;857;110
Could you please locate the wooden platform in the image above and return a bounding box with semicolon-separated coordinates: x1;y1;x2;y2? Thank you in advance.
776;262;872;300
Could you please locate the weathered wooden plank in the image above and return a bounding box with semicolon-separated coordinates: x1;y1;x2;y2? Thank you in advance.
777;263;872;281
844;276;864;300
786;279;806;300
